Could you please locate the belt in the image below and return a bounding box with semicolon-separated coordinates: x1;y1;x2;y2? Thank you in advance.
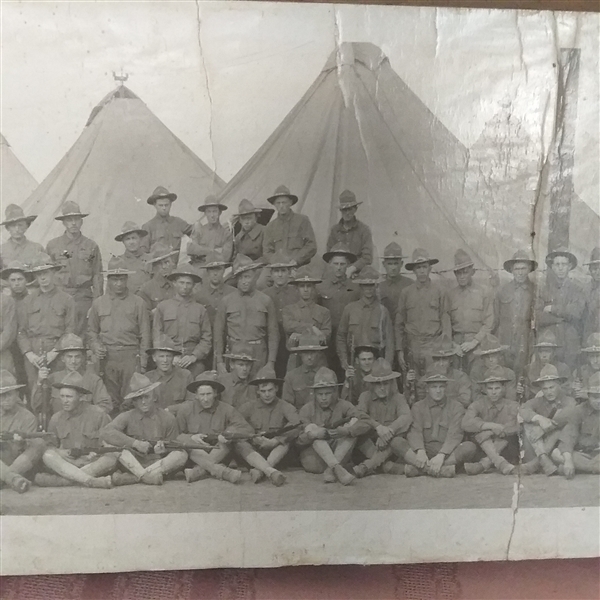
228;338;265;345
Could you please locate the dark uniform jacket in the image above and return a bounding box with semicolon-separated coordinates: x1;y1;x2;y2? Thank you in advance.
136;274;175;312
220;371;257;409
282;365;318;409
283;299;332;344
379;275;413;324
560;402;600;454
101;407;179;447
141;214;192;253
145;367;194;409
239;398;300;442
117;249;151;294
193;281;236;325
48;404;111;450
317;276;360;331
263;212;317;267
462;395;519;443
235;223;264;261
175;400;253;442
326;218;373;272
357;390;412;436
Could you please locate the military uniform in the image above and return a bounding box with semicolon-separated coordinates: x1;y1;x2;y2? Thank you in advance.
193;280;236;325
188;222;233;264
176;399;253;440
0;238;44;267
220;370;257;409
416;366;472;407
282;364;318;409
141;214;192;253
48;403;111;450
117;249;151;294
525;358;572;397
263;211;316;267
462;396;519;438
101;406;179;446
379;275;413;325
145;366;194;410
136;274;174;313
583;280;599;344
326;219;373;272
282;299;332;344
469;363;516;402
235;223;264;261
0;294;17;375
0;403;41;471
239;397;300;436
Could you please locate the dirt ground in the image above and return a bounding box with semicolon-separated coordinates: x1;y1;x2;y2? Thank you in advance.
1;470;598;515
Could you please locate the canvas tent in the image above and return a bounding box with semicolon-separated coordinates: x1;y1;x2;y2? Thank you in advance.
22;85;224;258
1;133;37;207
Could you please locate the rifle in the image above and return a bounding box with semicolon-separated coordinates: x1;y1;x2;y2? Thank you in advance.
404;346;417;406
69;439;219;459
0;431;58;444
347;334;355;402
39;352;51;432
199;423;300;445
516;376;526;403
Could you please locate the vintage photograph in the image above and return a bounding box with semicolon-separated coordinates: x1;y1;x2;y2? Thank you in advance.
1;0;599;574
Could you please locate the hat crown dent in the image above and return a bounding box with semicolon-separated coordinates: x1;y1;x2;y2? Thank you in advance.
355;265;381;282
588;371;600;390
369;358;395;378
537;364;562;381
236;198;261;214
226;341;256;360
252;364;278;382
0;369;19;388
151;333;180;353
54;371;90;394
478;334;503;353
536;330;559;347
481;365;509;383
453;248;474;268
57;333;85;351
61;201;84;215
383;241;404;257
127;372;155;395
312;367;339;387
431;334;456;356
268;250;295;266
584;333;600;348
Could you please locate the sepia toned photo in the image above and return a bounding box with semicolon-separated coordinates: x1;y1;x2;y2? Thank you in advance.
1;0;598;576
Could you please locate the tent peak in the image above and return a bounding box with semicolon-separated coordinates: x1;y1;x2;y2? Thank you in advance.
324;42;388;72
86;84;140;126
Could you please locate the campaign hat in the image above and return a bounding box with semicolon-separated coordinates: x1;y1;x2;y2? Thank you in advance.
290;265;322;285
235;199;263;217
115;221;148;242
28;253;62;274
166;263;202;284
228;254;263;279
268;250;296;269
474;334;509;357
146;242;178;265
453;249;475;271
249;365;283;386
202;250;232;269
290;333;327;353
584;247;600;266
533;364;568;384
223;342;256;362
55;333;87;354
546;247;577;269
405;248;439;271
0;260;34;282
104;256;137;277
534;330;561;348
322;242;357;264
584;372;600;395
0;370;26;395
430;335;458;358
503;249;538;273
478;365;511;385
147;186;177;205
363;359;401;383
198;194;227;213
338;189;361;209
124;372;161;400
267;185;298;206
187;371;225;394
147;334;183;356
0;204;37;227
381;242;407;260
54;201;89;220
309;367;342;389
421;363;451;384
52;371;92;396
581;333;600;354
353;266;382;285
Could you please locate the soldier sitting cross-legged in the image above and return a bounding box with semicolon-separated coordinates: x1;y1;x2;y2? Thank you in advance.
572;333;600;404
340;343;379;406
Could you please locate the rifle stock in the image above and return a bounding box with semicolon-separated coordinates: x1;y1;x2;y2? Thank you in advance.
0;431;58;443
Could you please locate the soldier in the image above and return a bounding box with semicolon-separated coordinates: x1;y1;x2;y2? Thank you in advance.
405;364;476;477
114;221;151;294
100;373;188;486
536;247;585;369
337;266;394;373
264;251;300;378
470;334;517;402
0;204;44;267
87;257;151;411
447;249;494;369
462;366;519;475
395;248;451;377
177;371;253;484
214;254;279;377
282;333;327;409
46;201;103;336
582;248;600;343
0;370;45;493
136;243;178;313
379;242;412;323
262;185;316;267
193;251;235;326
341;343;379;405
352;359;416;477
234;199;265;261
187;196;233;264
325;190;373;278
154;263;212;378
33;333;112;416
141;186;192;254
519;364;577;476
573;334;600;404
237;365;301;485
220;342;258;408
296;367;368;485
36;372;115;488
0;283;17;375
495;249;537;374
17;254;75;394
144;334;194;412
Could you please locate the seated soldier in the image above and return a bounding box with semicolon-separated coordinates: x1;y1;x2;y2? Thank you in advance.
33;333;112;416
0;371;46;493
470;334;517;401
237;366;301;485
101;373;188;486
145;334;193;412
220;342;257;408
296;367;369;485
352;359;417;478
552;372;600;477
573;333;600;403
519;364;577;476
406;364;476;478
282;333;327;409
341;343;379;406
177;371;253;484
462;366;519;475
36;373;116;488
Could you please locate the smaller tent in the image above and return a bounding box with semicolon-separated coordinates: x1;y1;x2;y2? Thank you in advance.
1;134;37;206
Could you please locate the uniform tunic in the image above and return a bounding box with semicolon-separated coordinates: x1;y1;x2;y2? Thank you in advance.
193;281;236;325
238;398;300;434
462;396;519;443
448;281;494;347
188;222;233;263
141;214;192;253
235;223;264;261
560;402;600;454
282;365;317;409
145;367;194;409
175;400;253;441
0;294;17;374
263;212;317;267
297;399;369;445
357;390;412;435
0;405;39;465
582;279;600;343
469;364;516;402
519;392;576;426
48;404;111;450
0;237;45;267
101;407;179;447
220;371;257;409
379;275;413;324
117;249;151;294
283;300;332;343
316;276;360;331
326;219;373;272
136;274;174;313
573;364;599;401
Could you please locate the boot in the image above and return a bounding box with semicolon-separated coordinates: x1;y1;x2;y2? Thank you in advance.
185;466;209;483
438;465;456;478
539;454;558;476
551;448;565;464
268;470;286;487
464;462;485;476
212;463;241;484
34;473;75;487
141;471;164;486
6;473;31;493
112;472;139;486
323;468;336;483
497;458;516;476
382;461;405;475
519;458;540;475
250;468;264;483
404;465;421;478
353;463;370;478
332;463;355;486
85;476;113;489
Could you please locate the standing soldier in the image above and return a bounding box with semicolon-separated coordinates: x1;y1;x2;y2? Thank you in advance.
495;249;537;374
536;247;585;369
17;254;76;394
469;334;517;402
573;334;600;404
524;330;572;399
136;243;177;313
114;222;151;294
0;204;44;267
0;287;17;375
187;196;233;264
582;248;600;344
326;190;373;278
447;249;494;369
220;342;257;409
141;186;192;254
153;263;212;378
46;201;103;336
193;251;235;327
87;257;151;411
234;199;265;261
395;248;450;377
262;185;316;267
379;242;412;323
337;266;394;373
341;343;379;405
214;254;279;377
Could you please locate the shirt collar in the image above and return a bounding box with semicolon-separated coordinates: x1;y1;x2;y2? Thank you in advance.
415;279;431;290
338;218;358;231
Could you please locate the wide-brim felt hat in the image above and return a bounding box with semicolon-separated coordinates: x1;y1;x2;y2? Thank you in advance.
198;195;227;212
363;358;400;383
338;189;362;209
52;372;92;396
147;334;183;355
381;242;407;260
584;373;600;395
267;185;298;206
534;331;561;348
223;342;256;362
309;367;342;389
453;249;475;272
477;365;511;384
430;335;457;358
166;264;202;284
322;243;357;264
422;363;451;384
0;261;34;281
187;371;225;394
533;364;568;384
147;186;177;205
503;249;538;273
290;265;322;284
474;334;509;356
268;251;296;269
291;334;327;353
235;199;263;217
55;333;87;354
353;266;382;285
405;248;439;270
54;201;89;220
581;333;600;353
228;254;264;279
584;247;600;266
354;344;380;357
249;365;283;386
0;204;37;227
0;370;26;394
28;254;62;273
124;373;162;400
203;251;232;269
546;247;577;269
115;222;148;242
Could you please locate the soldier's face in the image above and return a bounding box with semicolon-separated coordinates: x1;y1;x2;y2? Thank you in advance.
330;256;349;280
6;220;28;239
155;199;172;217
156;257;175;277
35;269;55;289
207;266;225;286
108;274;128;295
134;392;156;414
590;264;600;283
204;206;221;225
360;284;376;300
551;256;571;280
174;275;195;297
60;388;81;412
454;266;474;287
153;351;175;372
257;382;277;404
63;351;84;372
484;354;501;368
512;262;531;284
237;271;257;293
373;381;391;399
588;353;600;371
340;206;357;222
589;393;600;411
7;272;27;294
271;267;290;287
298;282;314;301
63;216;83;235
196;385;216;409
315;387;336;409
383;259;402;277
273;197;293;216
300;351;318;368
427;382;447;403
413;263;431;283
485;382;505;402
541;380;560;402
357;351;375;373
122;232;141;253
231;359;252;380
432;356;451;373
239;214;257;232
538;348;554;364
0;391;19;413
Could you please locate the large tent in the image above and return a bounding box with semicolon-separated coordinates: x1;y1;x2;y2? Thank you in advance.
22;85;224;258
1;133;37;207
